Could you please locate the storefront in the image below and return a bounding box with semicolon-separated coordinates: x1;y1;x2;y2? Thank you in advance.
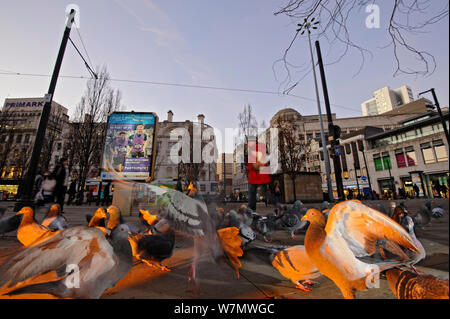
400;176;414;197
0;180;20;200
378;178;395;198
425;171;449;198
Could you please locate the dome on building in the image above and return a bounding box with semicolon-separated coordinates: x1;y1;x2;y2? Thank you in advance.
270;108;302;125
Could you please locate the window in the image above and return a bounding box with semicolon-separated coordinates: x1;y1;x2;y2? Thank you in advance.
57;143;62;151
24;134;30;143
433;140;448;162
0;135;5;143
405;146;416;166
16;134;22;143
373;154;383;171
382;152;392;170
395;149;407;168
421;142;435;164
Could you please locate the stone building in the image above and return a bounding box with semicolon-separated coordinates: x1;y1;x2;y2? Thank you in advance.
0;97;69;197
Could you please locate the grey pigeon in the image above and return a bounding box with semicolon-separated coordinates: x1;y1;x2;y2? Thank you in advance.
413;200;433;227
401;215;426;269
129;218;175;271
226;210;256;246
431;204;446;218
41;204;68;231
0;224;133;299
239;206;276;242
0;210;22;235
274;209;308;239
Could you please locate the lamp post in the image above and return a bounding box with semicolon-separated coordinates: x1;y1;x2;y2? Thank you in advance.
297;18;334;201
15;9;76;211
418;88;449;145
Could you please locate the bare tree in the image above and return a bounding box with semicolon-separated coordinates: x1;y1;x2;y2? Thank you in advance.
237;104;258;177
68;65;123;203
274;116;304;201
274;0;449;92
178;122;206;187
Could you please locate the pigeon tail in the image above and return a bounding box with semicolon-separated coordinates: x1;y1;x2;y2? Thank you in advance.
5;279;66;298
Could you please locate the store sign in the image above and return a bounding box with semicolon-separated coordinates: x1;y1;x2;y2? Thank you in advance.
4;101;44;108
101;112;158;181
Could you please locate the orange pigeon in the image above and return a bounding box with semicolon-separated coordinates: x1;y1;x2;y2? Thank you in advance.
301;200;421;299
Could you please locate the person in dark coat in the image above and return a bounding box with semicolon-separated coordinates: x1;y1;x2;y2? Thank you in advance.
51;157;68;212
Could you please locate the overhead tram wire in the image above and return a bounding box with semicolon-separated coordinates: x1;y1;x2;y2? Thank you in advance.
68;36;98;79
74;19;94;69
0;71;362;114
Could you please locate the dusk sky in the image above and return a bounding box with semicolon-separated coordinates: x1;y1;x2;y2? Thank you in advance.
1;1;448;154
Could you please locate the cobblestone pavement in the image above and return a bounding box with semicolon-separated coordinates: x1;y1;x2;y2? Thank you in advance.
0;198;447;299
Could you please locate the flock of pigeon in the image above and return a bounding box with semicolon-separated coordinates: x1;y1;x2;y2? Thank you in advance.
0;185;448;299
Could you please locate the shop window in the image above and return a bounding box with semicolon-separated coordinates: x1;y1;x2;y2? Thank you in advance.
382;152;392;170
433;140;448;162
7;167;15;179
395;149;407;168
405;146;416;166
373;154;383;171
421;142;435;164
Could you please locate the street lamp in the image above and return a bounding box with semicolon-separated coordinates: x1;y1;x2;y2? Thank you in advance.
297;18;334;201
418;88;449;145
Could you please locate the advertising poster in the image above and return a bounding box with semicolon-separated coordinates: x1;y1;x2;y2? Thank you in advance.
101;112;158;181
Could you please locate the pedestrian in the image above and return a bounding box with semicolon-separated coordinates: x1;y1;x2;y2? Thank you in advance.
413;184;420;198
347;188;353;200
51;158;68;212
441;183;448;198
274;180;282;206
87;189;94;206
247;139;272;211
434;182;442;198
33;169;43;199
102;182;111;206
67;179;77;205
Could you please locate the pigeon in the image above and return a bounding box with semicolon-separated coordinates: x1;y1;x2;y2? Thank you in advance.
431;204;446;218
385;268;449;299
135;183;244;291
0;224;133;299
412;200;433;227
226;210;256;247
13;207;61;247
128;218;175;271
401;215;426;269
301;200;421;299
139;209;158;233
87;208;109;236
274;208;308;239
249;244;320;291
0;208;23;235
41;204;68;231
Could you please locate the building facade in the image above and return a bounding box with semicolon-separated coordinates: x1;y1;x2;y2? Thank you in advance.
319;111;449;199
0;97;69;198
361;85;414;116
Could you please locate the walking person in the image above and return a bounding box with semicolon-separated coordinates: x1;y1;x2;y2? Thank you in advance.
67;179;77;205
413;183;420;198
51;157;68;213
274;180;282;206
247;140;272;211
102;182;111;206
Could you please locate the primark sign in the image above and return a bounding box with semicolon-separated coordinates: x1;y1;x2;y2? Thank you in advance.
4;101;45;108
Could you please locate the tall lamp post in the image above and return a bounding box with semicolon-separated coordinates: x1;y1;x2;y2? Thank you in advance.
418;88;449;145
15;9;76;211
297;18;334;201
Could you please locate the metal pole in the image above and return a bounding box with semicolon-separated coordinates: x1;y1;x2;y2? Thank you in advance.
315;40;345;201
361;149;373;198
429;89;449;145
307;31;333;201
15;9;76;211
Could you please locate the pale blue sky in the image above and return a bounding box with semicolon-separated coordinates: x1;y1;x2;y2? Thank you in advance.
1;0;448;154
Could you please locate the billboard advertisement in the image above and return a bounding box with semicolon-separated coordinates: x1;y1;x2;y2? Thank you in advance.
101;112;158;181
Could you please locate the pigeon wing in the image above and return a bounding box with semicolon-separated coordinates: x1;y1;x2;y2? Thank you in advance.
0;226;116;289
325;200;420;259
